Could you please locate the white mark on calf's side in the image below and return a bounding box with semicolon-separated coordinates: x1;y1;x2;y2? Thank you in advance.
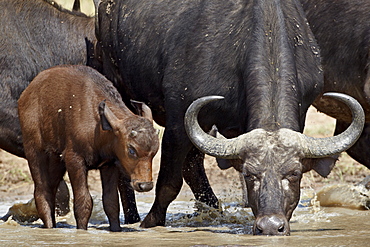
57;109;62;113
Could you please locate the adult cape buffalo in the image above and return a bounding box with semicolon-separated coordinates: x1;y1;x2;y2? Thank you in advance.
96;0;364;235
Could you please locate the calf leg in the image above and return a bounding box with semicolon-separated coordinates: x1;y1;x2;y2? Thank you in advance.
182;146;219;208
29;152;55;228
335;121;370;169
65;154;92;230
100;163;121;232
28;152;65;228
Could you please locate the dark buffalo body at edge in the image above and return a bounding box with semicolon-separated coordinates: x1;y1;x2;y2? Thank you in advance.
302;0;370;167
97;0;327;235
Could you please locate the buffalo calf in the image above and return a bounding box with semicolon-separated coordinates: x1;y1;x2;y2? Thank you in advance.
18;65;159;230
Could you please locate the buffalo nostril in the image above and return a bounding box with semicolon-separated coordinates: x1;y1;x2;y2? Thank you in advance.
255;225;263;235
254;215;289;235
278;225;285;233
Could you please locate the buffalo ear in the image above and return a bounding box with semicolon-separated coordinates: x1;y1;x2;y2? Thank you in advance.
302;154;339;178
208;125;243;171
99;100;118;131
130;100;154;123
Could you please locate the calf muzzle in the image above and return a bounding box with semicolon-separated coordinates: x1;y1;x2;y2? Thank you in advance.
132;181;153;192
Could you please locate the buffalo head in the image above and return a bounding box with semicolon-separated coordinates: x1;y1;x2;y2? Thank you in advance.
184;92;364;235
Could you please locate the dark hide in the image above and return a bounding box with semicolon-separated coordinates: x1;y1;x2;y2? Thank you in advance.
96;0;323;235
302;0;370;169
18;65;159;230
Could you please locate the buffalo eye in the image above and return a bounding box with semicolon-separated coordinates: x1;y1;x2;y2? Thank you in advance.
128;146;137;158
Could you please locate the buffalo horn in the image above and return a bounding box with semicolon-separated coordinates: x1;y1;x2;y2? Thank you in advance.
184;96;249;159
300;92;365;158
185;93;365;160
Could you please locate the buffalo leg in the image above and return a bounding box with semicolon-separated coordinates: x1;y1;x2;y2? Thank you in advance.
140;128;188;228
335;121;370;169
182;146;219;208
55;180;70;217
118;170;140;224
141;126;219;228
65;154;92;230
100;163;121;232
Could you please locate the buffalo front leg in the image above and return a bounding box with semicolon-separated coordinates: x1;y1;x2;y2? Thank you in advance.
100;162;121;232
65;154;92;230
55;180;70;216
140;128;188;228
182;146;219;209
118;170;140;224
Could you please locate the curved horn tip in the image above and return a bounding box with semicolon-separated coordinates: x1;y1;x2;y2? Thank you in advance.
303;92;365;158
184;95;241;159
322;92;364;119
196;95;225;101
323;92;355;101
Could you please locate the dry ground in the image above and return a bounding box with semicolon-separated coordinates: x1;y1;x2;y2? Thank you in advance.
0;107;369;204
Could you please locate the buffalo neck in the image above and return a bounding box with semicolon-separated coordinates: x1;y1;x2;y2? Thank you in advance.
244;0;322;132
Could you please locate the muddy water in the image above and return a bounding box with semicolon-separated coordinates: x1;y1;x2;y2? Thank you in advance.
0;189;369;247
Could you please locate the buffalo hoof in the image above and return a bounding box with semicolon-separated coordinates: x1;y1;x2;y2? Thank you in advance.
140;211;165;228
124;213;140;224
109;224;122;232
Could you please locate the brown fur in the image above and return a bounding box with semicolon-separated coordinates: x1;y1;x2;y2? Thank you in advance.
18;65;159;230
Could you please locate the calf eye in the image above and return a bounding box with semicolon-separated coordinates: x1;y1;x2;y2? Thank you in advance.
128;147;137;158
286;170;301;182
243;172;257;181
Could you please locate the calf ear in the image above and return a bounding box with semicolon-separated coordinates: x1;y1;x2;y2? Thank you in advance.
99;100;118;131
302;155;339;178
130;100;154;123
